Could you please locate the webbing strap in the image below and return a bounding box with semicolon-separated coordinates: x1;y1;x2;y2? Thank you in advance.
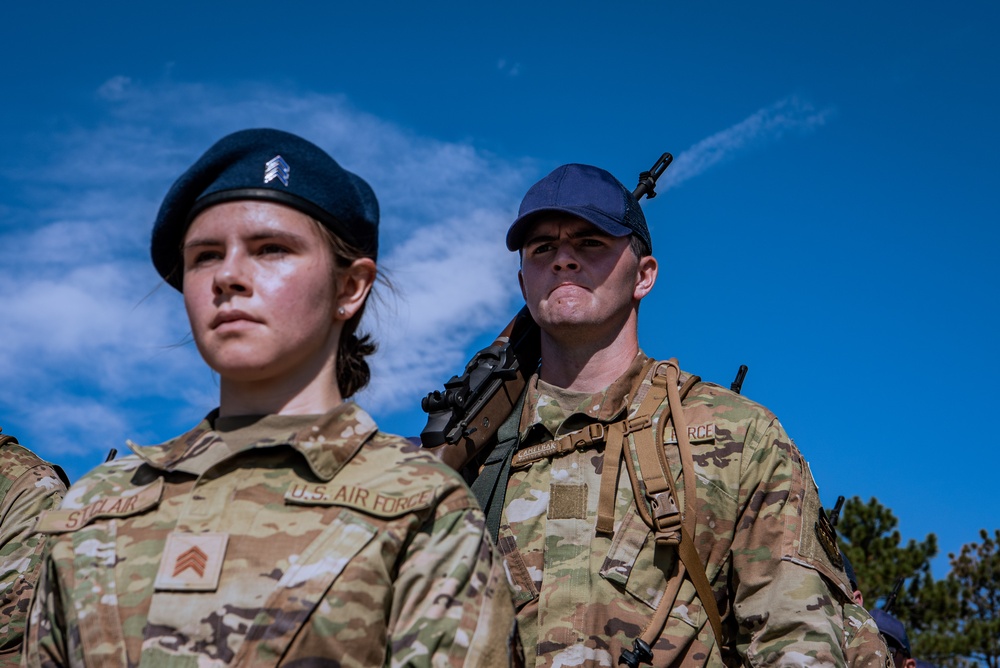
621;360;724;658
511;422;607;468
595;357;656;535
659;360;725;651
595;421;624;535
471;390;526;543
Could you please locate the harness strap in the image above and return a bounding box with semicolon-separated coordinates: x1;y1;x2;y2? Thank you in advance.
636;360;724;655
511;422;607;468
594;356;656;535
595;420;624;535
472;390;527;543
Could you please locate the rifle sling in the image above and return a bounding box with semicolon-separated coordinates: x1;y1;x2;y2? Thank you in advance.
472;390;527;543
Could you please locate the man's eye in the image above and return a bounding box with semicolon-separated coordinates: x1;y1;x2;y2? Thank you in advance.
531;243;554;254
580;238;603;247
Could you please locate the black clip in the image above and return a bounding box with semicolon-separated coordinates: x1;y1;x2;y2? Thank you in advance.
619;639;653;667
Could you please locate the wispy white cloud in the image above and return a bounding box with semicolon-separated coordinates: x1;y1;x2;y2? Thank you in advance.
0;83;829;478
663;96;834;190
1;80;532;476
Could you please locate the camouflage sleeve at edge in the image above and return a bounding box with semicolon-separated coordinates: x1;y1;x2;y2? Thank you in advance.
0;465;65;668
731;418;847;668
387;501;518;668
21;540;72;668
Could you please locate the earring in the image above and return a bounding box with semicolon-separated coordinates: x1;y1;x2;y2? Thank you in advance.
337;307;346;316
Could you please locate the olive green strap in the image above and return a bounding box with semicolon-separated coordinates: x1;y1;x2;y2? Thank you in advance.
472;390;526;542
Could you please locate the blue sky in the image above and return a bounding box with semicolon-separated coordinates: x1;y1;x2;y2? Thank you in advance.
2;1;997;580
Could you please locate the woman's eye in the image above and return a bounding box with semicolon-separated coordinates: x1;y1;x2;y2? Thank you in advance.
189;250;222;266
260;243;289;255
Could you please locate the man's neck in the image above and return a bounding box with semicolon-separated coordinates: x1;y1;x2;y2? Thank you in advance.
537;319;640;393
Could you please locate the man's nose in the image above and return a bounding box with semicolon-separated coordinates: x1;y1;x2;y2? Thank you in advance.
552;243;579;271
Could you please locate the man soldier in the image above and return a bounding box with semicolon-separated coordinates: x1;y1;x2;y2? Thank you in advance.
870;610;916;668
842;553;892;668
0;428;67;667
482;163;861;666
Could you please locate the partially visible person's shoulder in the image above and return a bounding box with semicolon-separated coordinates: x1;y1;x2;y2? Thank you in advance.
681;374;778;427
0;438;68;497
673;372;786;449
342;430;480;519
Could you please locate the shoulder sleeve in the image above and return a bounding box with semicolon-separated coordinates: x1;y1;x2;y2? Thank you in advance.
0;455;66;665
731;416;849;666
387;486;520;667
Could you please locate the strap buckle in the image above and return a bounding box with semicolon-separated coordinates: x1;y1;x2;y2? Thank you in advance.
576;422;606;446
624;415;651;434
649;490;680;522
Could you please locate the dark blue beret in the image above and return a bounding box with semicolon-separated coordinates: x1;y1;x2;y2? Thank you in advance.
151;128;378;290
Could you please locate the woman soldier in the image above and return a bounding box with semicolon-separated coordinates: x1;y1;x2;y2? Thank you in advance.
24;129;519;667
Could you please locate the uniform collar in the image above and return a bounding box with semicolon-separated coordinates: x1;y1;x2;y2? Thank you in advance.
127;402;378;481
521;350;650;440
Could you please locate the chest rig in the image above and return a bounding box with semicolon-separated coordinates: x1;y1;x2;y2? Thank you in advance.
473;358;724;667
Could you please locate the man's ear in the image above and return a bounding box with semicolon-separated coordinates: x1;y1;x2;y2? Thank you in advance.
518;269;527;302
633;255;658;301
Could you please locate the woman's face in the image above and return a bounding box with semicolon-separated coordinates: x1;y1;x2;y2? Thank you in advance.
182;200;342;386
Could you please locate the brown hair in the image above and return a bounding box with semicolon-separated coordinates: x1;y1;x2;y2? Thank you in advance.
315;223;387;399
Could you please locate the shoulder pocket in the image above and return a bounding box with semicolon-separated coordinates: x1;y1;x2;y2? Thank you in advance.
600;507;680;614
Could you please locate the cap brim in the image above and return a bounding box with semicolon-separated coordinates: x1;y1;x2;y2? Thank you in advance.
506;205;633;251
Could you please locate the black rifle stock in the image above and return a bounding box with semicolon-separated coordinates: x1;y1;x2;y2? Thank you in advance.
420;153;673;470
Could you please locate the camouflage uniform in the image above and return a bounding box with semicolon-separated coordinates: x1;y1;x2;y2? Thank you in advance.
0;434;66;668
25;403;518;667
843;603;892;668
498;352;854;667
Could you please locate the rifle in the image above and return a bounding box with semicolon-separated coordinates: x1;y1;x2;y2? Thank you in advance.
730;364;749;395
828;495;846;528
883;576;905;614
420;153;673;470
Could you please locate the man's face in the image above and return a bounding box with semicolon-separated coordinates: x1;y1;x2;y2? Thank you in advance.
517;215;656;342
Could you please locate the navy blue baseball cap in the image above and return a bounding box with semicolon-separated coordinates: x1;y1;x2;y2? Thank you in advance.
506;163;651;253
151;128;379;290
870;610;912;657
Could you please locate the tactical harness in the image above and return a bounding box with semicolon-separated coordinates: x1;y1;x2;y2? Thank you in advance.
471;358;725;666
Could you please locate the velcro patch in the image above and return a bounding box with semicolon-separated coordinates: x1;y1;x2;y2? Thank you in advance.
664;423;716;444
547;483;587;520
815;509;844;569
285;482;438;518
35;478;163;533
154;532;229;591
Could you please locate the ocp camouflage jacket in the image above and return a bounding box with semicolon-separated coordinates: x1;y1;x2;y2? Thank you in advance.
499;352;857;667
24;403;518;667
0;437;66;668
